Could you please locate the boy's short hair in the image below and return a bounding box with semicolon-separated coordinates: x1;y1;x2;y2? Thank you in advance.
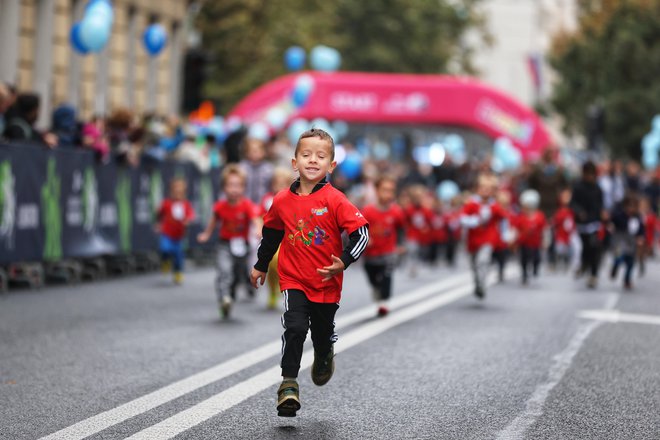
170;176;187;187
221;163;246;186
295;128;335;160
375;174;397;189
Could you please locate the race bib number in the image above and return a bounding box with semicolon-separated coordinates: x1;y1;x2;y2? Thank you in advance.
230;238;248;257
172;202;185;221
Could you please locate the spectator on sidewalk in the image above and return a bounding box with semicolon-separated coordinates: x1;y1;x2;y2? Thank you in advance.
4;93;57;148
51;104;79;149
82;115;111;161
0;83;10;140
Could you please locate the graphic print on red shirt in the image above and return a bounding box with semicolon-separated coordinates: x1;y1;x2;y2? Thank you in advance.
362;203;405;258
515;211;547;249
461;196;506;253
158;199;195;240
262;184;368;303
552;207;575;245
405;205;434;245
213;197;257;240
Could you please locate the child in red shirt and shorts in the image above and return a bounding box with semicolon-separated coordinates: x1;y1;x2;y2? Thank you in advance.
157;178;195;284
198;164;260;319
250;129;369;417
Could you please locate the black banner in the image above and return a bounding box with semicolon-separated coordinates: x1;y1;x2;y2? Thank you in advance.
0;143;221;265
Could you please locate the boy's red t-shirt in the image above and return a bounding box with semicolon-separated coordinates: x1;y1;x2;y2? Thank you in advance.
644;212;657;246
258;191;277;216
405;205;434;245
213;197;257;240
158;199;195;240
362;203;405;258
461;197;506;253
431;211;448;244
515;211;547;248
262;183;368;303
552;207;575;245
444;210;462;241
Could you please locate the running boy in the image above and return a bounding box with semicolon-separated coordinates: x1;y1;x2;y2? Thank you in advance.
250;128;369;417
258;167;295;309
362;175;406;317
514;189;546;285
461;174;505;299
609;194;645;290
198;164;260;319
552;188;576;271
157;178;195;284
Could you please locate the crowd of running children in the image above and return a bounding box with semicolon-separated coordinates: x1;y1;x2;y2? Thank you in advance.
153;128;660;417
155;147;659;316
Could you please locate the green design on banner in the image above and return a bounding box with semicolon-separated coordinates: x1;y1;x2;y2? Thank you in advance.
82;167;98;233
116;171;132;253
149;170;163;222
41;158;62;261
0;160;16;248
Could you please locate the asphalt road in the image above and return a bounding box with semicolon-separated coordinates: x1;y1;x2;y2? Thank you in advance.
1;254;659;440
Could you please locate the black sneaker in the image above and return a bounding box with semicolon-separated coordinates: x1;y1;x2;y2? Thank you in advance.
474;286;485;299
311;347;335;386
277;380;301;417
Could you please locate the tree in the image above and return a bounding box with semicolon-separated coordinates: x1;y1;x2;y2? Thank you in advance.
196;0;489;114
549;0;660;158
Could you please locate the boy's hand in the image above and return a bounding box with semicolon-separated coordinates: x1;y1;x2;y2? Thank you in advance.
317;254;345;282
197;232;210;243
250;268;267;289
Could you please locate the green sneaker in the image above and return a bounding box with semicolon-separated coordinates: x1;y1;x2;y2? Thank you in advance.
218;296;232;319
277;379;301;417
311;347;335;386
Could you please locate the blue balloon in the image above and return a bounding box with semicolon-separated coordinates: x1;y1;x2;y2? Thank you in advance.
437;180;460;202
310;45;341;72
79;14;111;53
284;46;306;71
291;74;315;108
85;1;114;24
652;114;660;133
143;24;167;56
332;120;349;140
70;22;90;54
339;153;361;180
643;151;658;170
287;118;309;144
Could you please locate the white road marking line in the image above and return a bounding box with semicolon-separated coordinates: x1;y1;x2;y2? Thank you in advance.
39;271;471;440
496;293;620;440
578;309;660;326
126;280;480;440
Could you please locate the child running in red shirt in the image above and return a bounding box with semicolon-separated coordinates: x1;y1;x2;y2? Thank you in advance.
258;168;295;309
157;178;195;284
461;174;506;299
362;175;406;317
250;129;369;417
198;164;260;319
514;189;546;285
404;185;433;276
552;189;576;271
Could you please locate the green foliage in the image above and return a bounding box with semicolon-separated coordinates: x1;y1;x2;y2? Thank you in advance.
196;0;488;113
549;0;660;158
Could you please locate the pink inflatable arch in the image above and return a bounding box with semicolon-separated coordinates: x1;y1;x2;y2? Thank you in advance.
227;72;552;160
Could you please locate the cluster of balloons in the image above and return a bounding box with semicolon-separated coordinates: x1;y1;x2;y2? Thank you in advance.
443;134;467;165
284;45;342;72
70;0;114;54
641;115;660;170
491;137;522;173
143;24;167;56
